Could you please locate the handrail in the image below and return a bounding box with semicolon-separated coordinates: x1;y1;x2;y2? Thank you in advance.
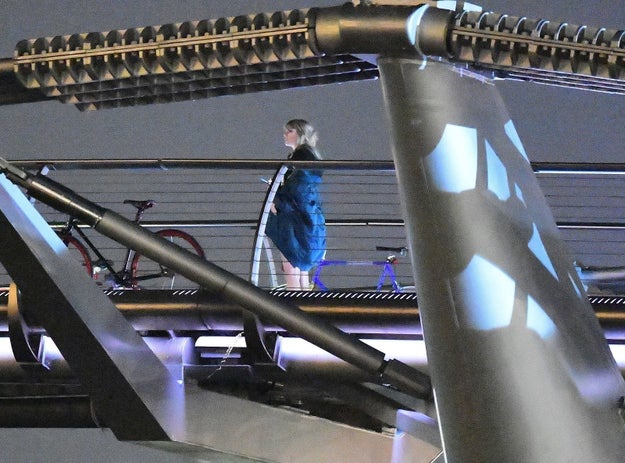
6;158;396;171
8;158;625;176
47;218;625;232
48;218;407;229
3;158;624;289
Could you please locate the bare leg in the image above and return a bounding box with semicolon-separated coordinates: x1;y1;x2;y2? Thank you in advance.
282;259;301;290
299;271;310;290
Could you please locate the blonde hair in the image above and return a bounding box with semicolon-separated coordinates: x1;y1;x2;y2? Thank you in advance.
284;119;319;148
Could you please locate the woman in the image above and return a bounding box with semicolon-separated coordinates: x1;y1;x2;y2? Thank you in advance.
266;119;326;290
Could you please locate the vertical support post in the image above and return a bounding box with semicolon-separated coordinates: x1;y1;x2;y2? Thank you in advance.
377;57;625;462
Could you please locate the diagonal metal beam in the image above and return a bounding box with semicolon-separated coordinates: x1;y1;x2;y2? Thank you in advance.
378;54;625;462
0;170;438;462
0;173;184;441
0;158;432;399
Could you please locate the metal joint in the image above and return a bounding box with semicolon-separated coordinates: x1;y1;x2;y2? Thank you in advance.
311;3;425;56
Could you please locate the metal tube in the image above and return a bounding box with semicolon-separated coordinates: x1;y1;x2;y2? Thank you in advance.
378;55;625;462
0;58;49;105
1;290;624;340
310;3;422;55
0;396;100;428
0;162;431;398
6;158;396;172
97;211;431;396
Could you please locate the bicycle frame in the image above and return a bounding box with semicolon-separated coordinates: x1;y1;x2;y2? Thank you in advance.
57;199;204;289
35;159;204;289
312;256;401;292
59;216;135;286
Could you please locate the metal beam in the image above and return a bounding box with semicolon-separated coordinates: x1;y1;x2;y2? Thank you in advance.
0;173;180;441
0;158;431;399
0;288;623;341
6;2;625;110
378;55;625;462
0;170;444;462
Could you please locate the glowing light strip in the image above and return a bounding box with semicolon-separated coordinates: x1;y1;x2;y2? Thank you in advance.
194;336;625;374
195;335;247;349
0;336;621;377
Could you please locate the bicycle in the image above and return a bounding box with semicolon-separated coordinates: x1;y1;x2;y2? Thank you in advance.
311;245;414;292
57;199;205;290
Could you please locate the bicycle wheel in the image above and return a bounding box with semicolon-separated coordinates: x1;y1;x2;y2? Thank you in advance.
59;234;93;277
130;229;205;289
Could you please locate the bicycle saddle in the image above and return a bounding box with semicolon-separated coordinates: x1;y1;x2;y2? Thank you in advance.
123;199;155;210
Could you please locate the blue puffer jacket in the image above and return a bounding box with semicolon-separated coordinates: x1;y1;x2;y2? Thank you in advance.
266;147;326;270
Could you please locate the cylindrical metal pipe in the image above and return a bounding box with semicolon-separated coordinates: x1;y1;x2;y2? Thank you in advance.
310;3;423;55
0;58;13;74
2;291;625;341
0;58;49;105
2;165;431;398
0;290;423;334
0;396;101;428
378;55;625;462
96;211;387;365
310;4;454;59
410;5;454;58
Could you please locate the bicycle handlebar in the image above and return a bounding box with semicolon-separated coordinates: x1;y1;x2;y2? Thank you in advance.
375;245;408;257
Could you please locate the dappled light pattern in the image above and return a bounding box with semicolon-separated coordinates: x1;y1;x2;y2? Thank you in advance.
527;295;557;339
454;255;515;330
528;224;558;280
504;120;529;162
380;58;625;462
485;140;510;201
455;256;560;339
423;119;585;336
568;272;584;299
424;124;477;193
514;183;525;205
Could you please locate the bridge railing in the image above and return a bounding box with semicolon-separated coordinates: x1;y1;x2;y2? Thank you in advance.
2;159;625;292
0;159;414;291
